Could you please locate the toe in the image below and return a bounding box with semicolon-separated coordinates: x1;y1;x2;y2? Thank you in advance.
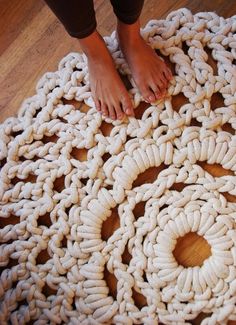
157;76;168;95
159;73;168;88
114;104;124;120
149;82;162;100
140;86;156;103
121;95;134;116
164;67;173;81
152;77;166;98
94;98;101;111
101;103;108;117
107;104;116;120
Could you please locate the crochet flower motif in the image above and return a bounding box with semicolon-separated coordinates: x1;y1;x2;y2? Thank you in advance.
0;8;236;325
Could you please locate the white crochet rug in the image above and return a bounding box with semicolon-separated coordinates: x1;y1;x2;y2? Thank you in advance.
1;8;236;325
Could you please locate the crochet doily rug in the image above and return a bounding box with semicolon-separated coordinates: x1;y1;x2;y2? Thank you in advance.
1;8;236;325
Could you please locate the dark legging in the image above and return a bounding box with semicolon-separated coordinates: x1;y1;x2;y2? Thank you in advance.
44;0;144;39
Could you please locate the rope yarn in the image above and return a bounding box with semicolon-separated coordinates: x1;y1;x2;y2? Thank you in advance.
1;8;236;325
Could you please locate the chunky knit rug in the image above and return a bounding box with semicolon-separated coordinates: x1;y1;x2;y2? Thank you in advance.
1;8;236;325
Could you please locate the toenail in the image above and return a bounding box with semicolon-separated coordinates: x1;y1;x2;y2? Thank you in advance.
148;95;155;102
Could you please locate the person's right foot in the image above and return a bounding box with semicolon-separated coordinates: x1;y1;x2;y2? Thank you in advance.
79;31;134;120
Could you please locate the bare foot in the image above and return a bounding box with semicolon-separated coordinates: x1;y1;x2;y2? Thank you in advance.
117;20;173;103
79;31;134;120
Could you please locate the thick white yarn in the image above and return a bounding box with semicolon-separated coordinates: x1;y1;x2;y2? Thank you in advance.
0;7;236;325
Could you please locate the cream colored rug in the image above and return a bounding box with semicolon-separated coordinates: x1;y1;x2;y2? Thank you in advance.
0;8;236;325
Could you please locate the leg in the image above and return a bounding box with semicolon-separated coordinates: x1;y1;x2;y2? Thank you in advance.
44;0;96;39
110;0;144;25
44;0;134;119
111;0;173;102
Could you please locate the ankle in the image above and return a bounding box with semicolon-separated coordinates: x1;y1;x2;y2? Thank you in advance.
79;30;110;61
117;19;142;44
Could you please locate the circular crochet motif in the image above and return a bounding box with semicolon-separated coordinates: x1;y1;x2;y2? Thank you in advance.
0;7;236;325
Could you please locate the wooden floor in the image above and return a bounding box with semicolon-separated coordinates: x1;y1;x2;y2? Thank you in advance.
1;0;236;324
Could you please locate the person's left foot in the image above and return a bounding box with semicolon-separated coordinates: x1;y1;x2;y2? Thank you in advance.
117;20;173;103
